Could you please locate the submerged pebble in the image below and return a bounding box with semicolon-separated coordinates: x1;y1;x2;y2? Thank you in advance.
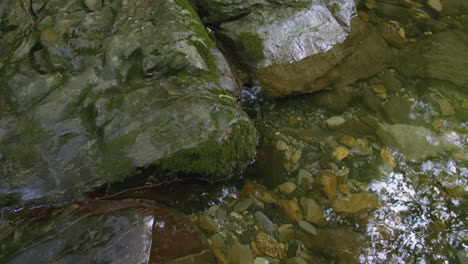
228;245;254;264
277;182;297;194
298;220;317;236
326;116;346;130
255;211;275;234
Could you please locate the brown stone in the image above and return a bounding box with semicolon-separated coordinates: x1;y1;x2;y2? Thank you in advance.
211;247;229;264
331;193;379;213
318;170;338;199
380;147;397;167
332;146;350;162
338;184;351;195
253;185;279;204
277;198;304;222
301;198;326;225
339;135;357;148
300;228;365;262
436;98;456;116
253;232;280;258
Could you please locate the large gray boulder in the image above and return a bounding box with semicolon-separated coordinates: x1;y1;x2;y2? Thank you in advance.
0;0;257;203
209;0;393;97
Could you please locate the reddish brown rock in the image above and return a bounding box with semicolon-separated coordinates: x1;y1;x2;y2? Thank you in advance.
0;200;215;264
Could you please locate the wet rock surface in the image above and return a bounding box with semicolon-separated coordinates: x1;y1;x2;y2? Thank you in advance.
0;0;257;203
0;0;467;263
0;200;215;264
395;31;468;88
228;16;394;97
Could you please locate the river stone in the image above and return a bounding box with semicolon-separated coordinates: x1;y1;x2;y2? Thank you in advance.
298;220;317;236
252;232;280;258
318;170;337;199
278;182;297;194
427;0;443;12
395;31;468;89
228;245;254;264
326;116;346;130
376;123;457;161
0;200;215;264
255;211;275;234
254;257;270;264
383;97;415;125
277;198;304;222
300;198;326;225
300;228;365;262
234;198;255;212
278;224;295;243
331;193;379;213
0;0;257;203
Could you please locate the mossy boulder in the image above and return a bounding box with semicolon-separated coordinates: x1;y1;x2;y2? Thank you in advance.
0;0;257;203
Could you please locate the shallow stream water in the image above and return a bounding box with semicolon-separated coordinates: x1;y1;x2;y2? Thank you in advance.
170;80;468;263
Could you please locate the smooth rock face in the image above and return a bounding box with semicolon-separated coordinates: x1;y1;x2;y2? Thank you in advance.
196;0;266;24
252;18;393;97
211;0;383;97
395;31;468;89
0;0;257;202
376;123;457;161
218;0;355;68
0;200;215;264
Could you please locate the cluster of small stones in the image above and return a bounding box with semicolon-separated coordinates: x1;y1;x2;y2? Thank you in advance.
189;61;468;262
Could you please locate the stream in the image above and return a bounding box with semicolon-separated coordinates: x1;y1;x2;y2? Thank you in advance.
1;0;468;263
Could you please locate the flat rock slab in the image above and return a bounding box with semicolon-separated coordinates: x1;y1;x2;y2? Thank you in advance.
376;123;457;161
395;30;468;89
0;200;215;264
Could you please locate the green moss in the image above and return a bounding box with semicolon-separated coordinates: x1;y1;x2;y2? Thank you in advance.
329;2;340;13
160;120;257;178
10;144;42;168
0;193;21;207
3;119;49;168
97;131;138;182
236;32;265;66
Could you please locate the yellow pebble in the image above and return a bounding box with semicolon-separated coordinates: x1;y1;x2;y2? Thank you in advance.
332;146;350;162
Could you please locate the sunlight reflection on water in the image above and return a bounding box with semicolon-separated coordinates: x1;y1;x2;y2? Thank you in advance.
359;167;465;263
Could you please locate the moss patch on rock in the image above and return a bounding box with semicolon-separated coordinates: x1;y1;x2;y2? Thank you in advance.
160;120;257;178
